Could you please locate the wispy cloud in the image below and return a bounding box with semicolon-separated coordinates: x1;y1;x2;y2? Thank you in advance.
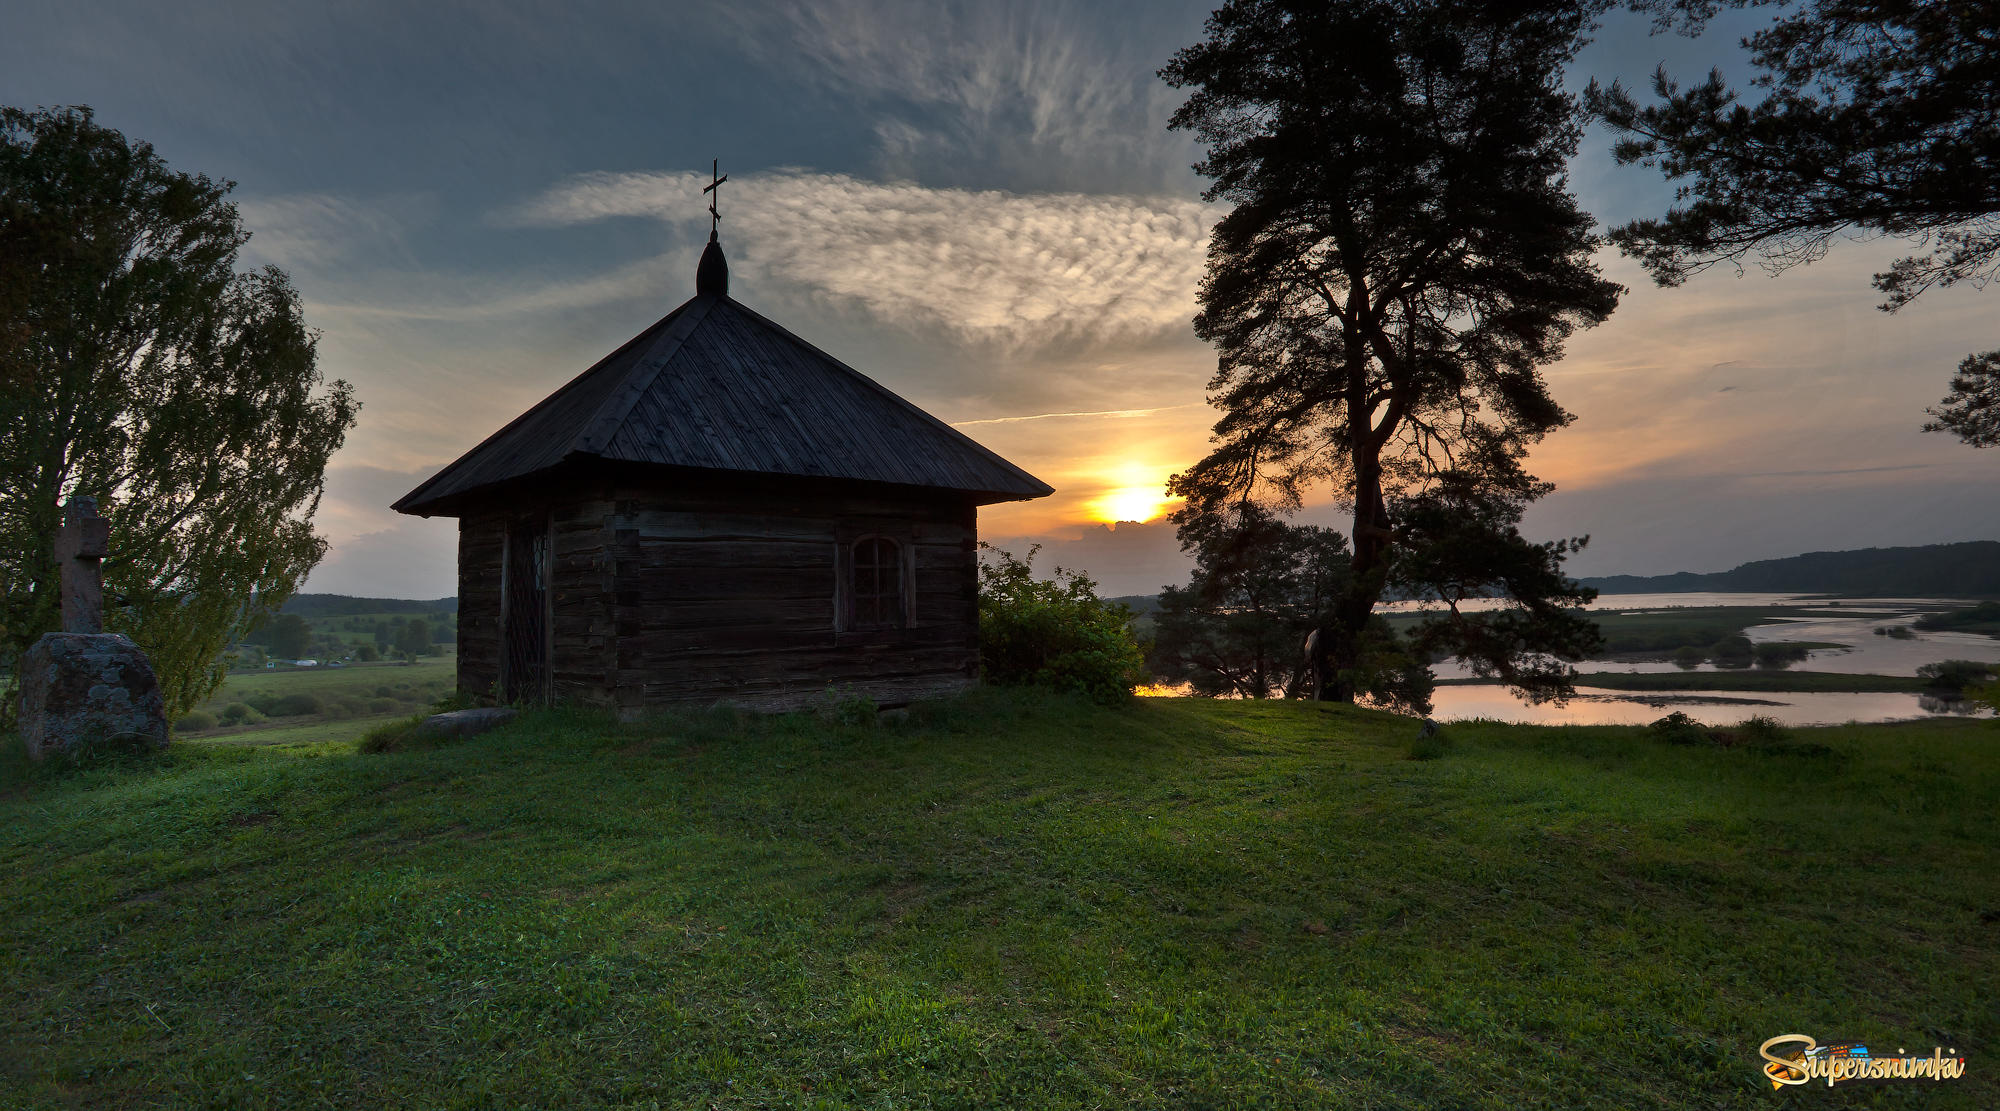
509;168;1213;346
715;0;1203;194
236;192;418;272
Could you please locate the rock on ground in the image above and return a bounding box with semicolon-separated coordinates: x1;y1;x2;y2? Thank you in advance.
416;706;519;739
16;632;169;760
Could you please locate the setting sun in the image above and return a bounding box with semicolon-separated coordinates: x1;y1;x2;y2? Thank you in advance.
1089;462;1180;524
1093;486;1172;523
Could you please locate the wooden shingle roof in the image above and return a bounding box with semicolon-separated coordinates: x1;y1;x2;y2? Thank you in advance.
392;288;1052;517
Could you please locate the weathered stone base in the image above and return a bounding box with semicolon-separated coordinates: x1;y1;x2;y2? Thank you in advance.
16;632;169;760
416;706;519;739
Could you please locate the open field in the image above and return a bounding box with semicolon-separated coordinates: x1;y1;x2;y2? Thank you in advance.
176;655;456;736
3;693;1993;1108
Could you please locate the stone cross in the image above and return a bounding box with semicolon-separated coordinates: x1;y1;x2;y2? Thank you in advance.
54;496;109;634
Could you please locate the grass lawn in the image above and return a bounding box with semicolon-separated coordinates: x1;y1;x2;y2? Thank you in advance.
2;692;1993;1108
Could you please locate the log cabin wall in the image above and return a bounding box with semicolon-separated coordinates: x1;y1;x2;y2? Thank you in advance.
600;482;978;715
452;475;980;715
455;510;505;702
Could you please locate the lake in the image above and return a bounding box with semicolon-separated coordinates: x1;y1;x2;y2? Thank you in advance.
1423;593;1999;726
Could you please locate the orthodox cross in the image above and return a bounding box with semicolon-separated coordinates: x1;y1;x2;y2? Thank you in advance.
53;496;109;634
702;158;727;240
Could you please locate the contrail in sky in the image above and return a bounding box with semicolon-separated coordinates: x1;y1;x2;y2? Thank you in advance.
951;404;1201;427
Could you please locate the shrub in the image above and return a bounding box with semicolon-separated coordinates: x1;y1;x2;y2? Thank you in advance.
175;710;219;732
1647;711;1710;745
365;697;400;714
1916;659;1998;694
269;692;322;717
1709;635;1754;669
1671;645;1705;670
978;545;1146;705
1753;642;1811;670
1735;715;1790;746
218;702;264;726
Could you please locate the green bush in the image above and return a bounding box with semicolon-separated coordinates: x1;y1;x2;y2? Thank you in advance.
978;545;1146;705
1753;642;1811;670
175;710;219;732
269;692;322;717
1916;659;1998;694
1735;715;1790;746
1671;645;1705;670
1647;711;1710;746
218;703;264;726
1709;635;1754;669
366;697;400;714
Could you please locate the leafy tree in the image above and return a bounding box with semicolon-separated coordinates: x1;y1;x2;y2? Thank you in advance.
374;621;393;649
978;545;1146;705
0;106;356;718
1585;1;2000;446
353;643;380;662
263;613;312;661
1917;659;1997;696
1153;504;1430;709
396;619;431;658
1159;0;1615;704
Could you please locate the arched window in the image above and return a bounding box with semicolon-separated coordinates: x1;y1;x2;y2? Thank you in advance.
851;537;905;628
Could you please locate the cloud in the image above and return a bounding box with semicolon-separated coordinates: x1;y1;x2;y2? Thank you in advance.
236;192;417;273
715;0;1204;194
509;168;1213;346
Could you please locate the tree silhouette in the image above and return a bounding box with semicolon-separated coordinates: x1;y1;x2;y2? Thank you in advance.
1586;0;2000;446
1160;0;1614;703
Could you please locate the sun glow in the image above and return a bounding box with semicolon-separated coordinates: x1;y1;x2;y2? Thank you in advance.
1089;463;1180;524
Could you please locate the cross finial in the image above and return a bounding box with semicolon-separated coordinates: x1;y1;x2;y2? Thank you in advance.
702;158;728;242
55;495;109;634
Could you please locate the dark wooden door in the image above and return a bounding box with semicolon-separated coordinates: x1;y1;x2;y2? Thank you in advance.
501;516;549;702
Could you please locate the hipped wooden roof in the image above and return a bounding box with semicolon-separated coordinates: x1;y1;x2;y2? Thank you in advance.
392;292;1052;516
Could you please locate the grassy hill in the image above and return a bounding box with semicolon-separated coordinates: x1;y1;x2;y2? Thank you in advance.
3;695;1993;1108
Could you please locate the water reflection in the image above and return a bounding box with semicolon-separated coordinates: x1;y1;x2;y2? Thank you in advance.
1427;686;1995;727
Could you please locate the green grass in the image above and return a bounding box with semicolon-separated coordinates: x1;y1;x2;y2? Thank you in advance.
3;692;1994;1108
1448;670;1933;693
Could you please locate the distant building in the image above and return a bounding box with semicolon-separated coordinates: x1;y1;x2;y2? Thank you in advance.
393;228;1050;713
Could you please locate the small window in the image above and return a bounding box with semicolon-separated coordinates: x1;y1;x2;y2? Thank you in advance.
852;537;904;628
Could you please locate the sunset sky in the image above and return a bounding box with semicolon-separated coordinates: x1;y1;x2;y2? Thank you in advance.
8;0;1995;597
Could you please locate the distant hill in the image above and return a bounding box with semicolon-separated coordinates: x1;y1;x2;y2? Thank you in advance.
281;594;457;617
1581;542;2000;597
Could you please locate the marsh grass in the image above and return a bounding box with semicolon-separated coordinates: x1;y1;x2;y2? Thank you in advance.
2;691;1993;1108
